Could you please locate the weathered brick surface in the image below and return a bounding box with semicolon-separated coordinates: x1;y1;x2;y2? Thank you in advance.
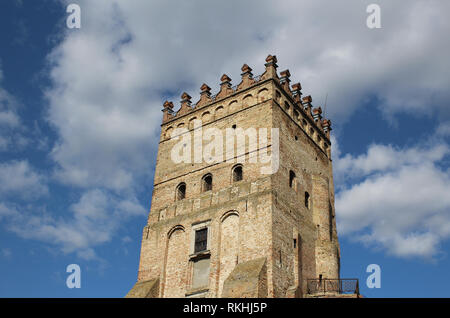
221;257;268;298
128;55;343;298
125;278;159;298
218;212;239;297
163;227;189;297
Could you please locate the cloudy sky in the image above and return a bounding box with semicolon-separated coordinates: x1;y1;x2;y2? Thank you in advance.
0;0;449;297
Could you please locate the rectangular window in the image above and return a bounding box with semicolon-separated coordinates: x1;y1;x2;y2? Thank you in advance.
189;222;211;293
194;228;208;253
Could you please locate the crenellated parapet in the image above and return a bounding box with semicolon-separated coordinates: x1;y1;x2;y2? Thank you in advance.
279;69;291;92
321;119;332;139
302;96;313;118
162;101;175;122
216;74;234;100
196;84;212;107
178;92;192;116
160;54;332;150
261;54;279;80
291;83;302;104
312;107;322;125
237;64;256;90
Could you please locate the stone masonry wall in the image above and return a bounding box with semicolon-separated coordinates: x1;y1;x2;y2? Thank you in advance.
129;55;339;298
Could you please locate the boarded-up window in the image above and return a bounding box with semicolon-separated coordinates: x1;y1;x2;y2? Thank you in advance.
215;106;225;119
164;228;188;297
329;202;333;241
229;100;238;113
189;117;197;129
243;94;253;106
165;127;173;139
192;258;210;288
202;111;211;123
218;212;239;296
257;88;268;102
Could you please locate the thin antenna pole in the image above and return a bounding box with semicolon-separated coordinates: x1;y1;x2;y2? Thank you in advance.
323;93;328;115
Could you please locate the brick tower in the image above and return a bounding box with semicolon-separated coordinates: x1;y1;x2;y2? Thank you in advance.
126;55;351;298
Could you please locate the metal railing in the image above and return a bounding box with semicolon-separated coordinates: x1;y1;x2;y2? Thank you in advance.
306;278;359;295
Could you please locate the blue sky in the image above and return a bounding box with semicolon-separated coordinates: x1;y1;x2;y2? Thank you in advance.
0;0;449;298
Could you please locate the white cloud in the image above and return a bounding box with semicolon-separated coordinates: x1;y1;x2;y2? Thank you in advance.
122;236;132;244
263;0;450;121
0;67;28;151
334;141;449;182
0;203;19;220
437;122;450;137
45;29;159;191
0;160;48;199
45;0;283;191
11;0;445;260
0;109;20;127
45;0;450;192
335;138;450;259
1;248;12;259
5;189;146;260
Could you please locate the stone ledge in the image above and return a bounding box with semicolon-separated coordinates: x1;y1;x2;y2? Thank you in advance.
305;292;361;298
125;278;159;298
186;287;209;298
221;257;268;298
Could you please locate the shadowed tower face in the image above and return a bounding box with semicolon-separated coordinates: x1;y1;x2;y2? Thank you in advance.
126;55;343;298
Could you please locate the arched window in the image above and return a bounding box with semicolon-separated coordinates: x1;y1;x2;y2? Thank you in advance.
176;182;186;201
232;165;243;182
165;126;173;139
284;101;290;110
188;117;197;130
302;119;307;128
275;90;281;102
215;106;224;119
202;174;213;192
305;191;310;209
329;202;333;241
243;94;253;106
289;170;297;191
